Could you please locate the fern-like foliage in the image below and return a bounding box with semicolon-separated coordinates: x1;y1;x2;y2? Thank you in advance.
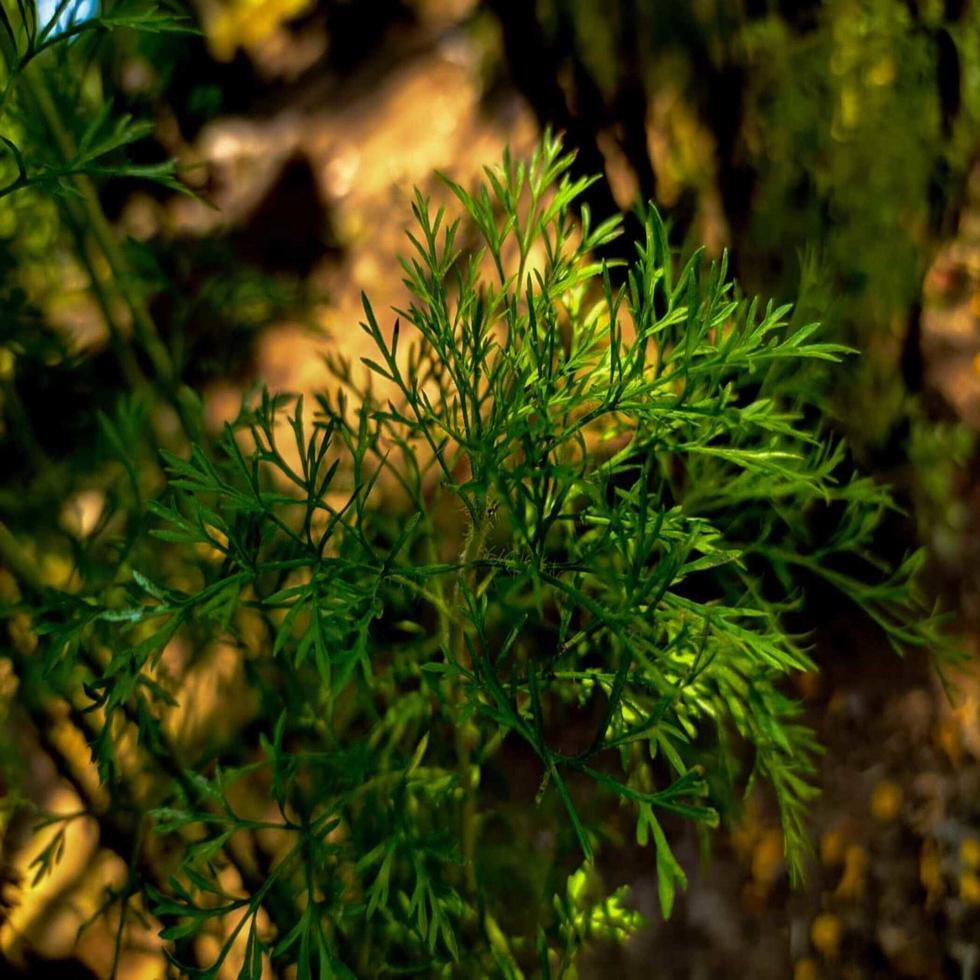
0;4;956;971
0;0;192;199
30;132;957;976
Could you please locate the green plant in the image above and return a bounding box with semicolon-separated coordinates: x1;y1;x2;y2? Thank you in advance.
22;128;955;977
0;4;958;974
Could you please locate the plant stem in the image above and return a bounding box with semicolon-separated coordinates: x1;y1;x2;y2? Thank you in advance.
450;499;495;898
61;208;148;391
18;63;199;440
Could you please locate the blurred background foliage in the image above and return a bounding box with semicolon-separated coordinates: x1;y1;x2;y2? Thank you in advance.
3;0;980;977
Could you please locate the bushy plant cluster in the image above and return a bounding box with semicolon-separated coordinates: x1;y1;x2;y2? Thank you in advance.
0;2;958;977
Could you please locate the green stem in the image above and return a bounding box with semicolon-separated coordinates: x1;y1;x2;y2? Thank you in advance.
61;207;148;391
450;500;495;898
21;71;170;373
17;62;199;440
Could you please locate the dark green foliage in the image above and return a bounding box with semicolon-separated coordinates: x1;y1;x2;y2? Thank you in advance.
40;138;956;973
0;3;959;977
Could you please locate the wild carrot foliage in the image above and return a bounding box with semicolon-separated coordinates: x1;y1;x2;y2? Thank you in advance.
0;3;956;977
